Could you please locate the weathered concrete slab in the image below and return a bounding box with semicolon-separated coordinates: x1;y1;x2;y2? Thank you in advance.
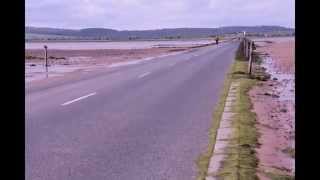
208;153;226;174
227;93;237;97
225;101;234;107
227;95;236;100
229;88;239;93
230;86;240;90
216;127;235;141
226;96;236;102
206;82;240;180
219;119;232;128
225;100;236;105
221;112;236;120
206;176;217;180
224;105;233;112
214;140;229;154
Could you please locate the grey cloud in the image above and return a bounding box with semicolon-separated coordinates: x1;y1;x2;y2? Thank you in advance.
26;0;294;30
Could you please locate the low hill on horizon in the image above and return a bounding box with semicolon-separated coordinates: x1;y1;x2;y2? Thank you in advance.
26;26;294;41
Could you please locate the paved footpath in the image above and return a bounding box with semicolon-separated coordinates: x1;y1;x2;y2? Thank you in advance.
207;82;240;180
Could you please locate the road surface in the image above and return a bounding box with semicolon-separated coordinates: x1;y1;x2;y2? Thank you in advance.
26;41;239;180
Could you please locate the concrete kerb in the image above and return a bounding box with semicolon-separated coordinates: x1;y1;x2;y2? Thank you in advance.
205;176;217;180
226;96;236;102
221;112;237;119
206;81;240;179
224;101;233;107
216;127;236;141
223;106;233;112
207;153;227;175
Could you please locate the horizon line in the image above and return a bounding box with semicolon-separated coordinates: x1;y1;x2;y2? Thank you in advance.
25;25;295;31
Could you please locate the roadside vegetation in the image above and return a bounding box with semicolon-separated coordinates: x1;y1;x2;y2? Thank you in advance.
216;62;258;180
196;42;260;180
282;147;295;158
196;56;234;180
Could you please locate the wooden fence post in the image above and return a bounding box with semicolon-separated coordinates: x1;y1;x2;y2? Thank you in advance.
243;38;246;57
248;41;253;75
245;40;249;59
247;41;250;59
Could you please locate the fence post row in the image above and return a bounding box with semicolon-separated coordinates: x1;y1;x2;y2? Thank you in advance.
242;38;254;75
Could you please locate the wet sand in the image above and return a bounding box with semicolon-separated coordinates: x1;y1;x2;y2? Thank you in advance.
25;48;186;65
25;39;215;50
25;47;188;82
250;37;295;179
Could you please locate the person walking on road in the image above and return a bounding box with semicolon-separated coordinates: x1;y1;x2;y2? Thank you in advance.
215;36;219;44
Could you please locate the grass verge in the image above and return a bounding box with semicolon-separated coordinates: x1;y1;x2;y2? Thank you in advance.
196;52;235;180
215;61;258;179
196;42;259;180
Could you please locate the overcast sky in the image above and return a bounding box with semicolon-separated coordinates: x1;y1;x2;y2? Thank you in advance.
26;0;295;30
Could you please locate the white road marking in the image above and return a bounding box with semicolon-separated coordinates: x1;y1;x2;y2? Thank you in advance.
61;92;97;106
138;72;151;78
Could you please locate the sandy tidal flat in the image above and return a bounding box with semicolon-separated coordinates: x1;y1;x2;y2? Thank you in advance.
250;37;295;179
25;47;189;82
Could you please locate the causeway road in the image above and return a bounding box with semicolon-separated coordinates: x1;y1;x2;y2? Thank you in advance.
26;41;239;180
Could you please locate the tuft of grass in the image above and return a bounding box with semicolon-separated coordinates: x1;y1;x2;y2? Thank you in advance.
282;147;295;158
252;52;263;65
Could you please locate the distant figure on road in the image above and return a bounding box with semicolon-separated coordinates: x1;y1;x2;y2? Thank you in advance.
215;37;219;44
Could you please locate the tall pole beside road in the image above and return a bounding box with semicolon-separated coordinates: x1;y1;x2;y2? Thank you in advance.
44;45;48;77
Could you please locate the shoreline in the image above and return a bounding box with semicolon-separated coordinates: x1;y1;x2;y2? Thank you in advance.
25;47;192;82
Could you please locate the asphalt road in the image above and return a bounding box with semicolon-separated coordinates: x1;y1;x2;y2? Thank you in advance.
26;41;239;180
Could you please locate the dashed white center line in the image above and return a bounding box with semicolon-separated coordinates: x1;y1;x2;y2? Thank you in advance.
61;92;97;106
138;72;151;78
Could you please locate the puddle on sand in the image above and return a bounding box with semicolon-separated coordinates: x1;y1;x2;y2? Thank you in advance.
25;49;187;82
25;63;95;82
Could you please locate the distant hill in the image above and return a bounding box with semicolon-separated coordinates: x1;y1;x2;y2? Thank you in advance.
25;26;294;41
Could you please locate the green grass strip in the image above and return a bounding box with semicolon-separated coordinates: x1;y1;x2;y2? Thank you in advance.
196;42;259;180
